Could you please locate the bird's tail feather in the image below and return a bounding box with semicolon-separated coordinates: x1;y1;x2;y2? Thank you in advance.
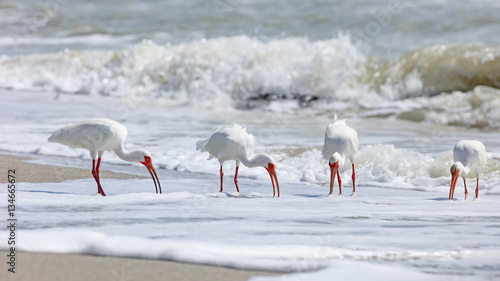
331;114;348;125
196;139;209;151
47;128;67;143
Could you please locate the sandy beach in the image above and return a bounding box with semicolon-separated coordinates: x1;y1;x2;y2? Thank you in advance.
0;153;144;184
0;153;280;281
0;251;279;281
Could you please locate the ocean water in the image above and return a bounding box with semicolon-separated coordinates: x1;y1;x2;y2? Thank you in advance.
2;0;500;128
1;0;500;279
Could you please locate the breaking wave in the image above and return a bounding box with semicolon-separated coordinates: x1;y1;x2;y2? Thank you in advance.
1;35;499;128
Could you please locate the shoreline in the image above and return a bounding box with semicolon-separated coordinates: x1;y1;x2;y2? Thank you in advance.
0;251;279;281
0;153;281;281
0;153;145;184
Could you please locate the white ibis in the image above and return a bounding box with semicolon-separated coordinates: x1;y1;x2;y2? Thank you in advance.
322;115;359;196
449;140;486;200
48;118;161;196
196;123;280;197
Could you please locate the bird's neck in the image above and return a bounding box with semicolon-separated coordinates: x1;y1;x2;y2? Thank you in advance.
114;143;136;162
338;157;346;167
240;154;261;168
461;166;471;177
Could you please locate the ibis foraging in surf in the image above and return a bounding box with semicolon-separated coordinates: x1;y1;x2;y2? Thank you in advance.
449;140;486;200
322;115;359;196
48;118;161;196
196;123;280;197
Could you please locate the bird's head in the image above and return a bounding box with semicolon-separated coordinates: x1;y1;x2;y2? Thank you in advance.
136;150;162;194
329;152;344;167
126;149;151;162
254;154;274;167
258;154;280;198
328;153;344;193
450;162;467;178
449;161;467;200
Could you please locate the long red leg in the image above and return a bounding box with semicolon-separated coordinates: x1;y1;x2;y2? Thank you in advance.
337;169;342;195
92;159;97;180
463;178;468;200
96;158;106;196
475;178;479;199
351;164;356;193
92;159;106;196
91;159;98;190
234;166;240;193
220;165;224;192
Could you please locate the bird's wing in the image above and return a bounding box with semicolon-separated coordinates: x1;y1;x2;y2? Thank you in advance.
242;127;255;154
351;128;359;151
230;124;255;154
323;122;358;159
48;121;113;149
198;128;231;160
322;123;335;159
479;141;487;166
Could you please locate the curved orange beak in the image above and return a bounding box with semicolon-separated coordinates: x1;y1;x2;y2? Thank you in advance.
141;157;162;194
449;169;459;200
329;161;339;195
265;163;280;198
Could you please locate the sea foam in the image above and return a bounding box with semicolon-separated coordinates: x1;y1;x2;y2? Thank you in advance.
1;35;499;128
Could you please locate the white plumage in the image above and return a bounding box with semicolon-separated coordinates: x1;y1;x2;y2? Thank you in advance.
322;115;359;196
449;140;487;200
196;123;280;197
48;118;161;196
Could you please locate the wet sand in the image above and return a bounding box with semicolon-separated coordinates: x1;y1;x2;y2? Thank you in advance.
0;251;278;281
0;153;143;184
